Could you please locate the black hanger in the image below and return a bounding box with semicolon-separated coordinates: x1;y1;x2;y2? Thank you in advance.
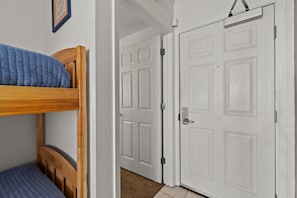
228;0;250;17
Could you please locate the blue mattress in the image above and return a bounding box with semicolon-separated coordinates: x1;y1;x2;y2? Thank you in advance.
0;164;65;198
0;44;70;88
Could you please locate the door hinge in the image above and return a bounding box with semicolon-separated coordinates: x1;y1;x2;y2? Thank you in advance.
274;25;277;39
178;113;181;121
275;110;278;123
160;48;165;56
275;193;278;198
161;103;166;111
161;157;166;165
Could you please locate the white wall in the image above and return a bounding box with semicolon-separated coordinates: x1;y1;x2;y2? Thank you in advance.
173;0;295;198
0;116;36;171
0;0;45;171
0;0;44;51
45;112;77;161
122;0;174;34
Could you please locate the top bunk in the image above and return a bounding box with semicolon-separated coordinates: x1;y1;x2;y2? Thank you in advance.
0;45;86;116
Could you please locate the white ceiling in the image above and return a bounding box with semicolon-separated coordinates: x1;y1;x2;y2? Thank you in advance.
119;3;149;38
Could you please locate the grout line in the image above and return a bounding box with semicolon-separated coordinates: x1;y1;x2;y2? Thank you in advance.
184;191;189;198
162;191;175;198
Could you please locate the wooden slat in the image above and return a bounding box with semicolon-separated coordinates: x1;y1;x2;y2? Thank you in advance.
55;171;64;191
73;186;77;198
49;164;55;182
0;86;78;99
65;181;74;198
0;86;79;116
65;62;77;88
36;114;45;166
40;146;77;185
0;101;78;116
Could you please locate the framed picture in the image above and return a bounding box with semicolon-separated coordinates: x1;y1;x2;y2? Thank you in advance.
52;0;71;32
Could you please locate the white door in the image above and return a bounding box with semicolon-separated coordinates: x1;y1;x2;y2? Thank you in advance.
120;30;162;183
180;5;275;198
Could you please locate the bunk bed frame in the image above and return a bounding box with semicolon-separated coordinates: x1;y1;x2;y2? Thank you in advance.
0;46;87;198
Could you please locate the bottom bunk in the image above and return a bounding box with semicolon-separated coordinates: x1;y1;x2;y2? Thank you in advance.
0;164;65;198
0;145;78;198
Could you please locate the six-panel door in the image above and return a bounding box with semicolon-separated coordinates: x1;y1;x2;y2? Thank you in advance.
120;34;162;183
180;5;275;198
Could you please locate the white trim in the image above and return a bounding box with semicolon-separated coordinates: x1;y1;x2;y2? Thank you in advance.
164;2;295;198
95;0;118;197
274;0;295;197
121;0;173;34
163;32;176;186
162;26;182;186
114;0;120;197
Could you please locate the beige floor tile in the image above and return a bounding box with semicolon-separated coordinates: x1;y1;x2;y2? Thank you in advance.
160;186;188;198
185;191;205;198
154;191;174;198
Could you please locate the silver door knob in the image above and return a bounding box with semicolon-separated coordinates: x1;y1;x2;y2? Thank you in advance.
182;118;195;125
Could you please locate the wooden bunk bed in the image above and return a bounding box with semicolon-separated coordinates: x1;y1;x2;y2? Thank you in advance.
0;46;87;198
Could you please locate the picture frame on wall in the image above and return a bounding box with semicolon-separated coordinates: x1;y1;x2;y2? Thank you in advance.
52;0;71;33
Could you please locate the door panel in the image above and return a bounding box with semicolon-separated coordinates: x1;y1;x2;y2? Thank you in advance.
189;64;213;112
122;71;133;109
180;5;275;198
225;132;256;193
139;123;152;165
224;57;257;115
138;68;152;110
189;128;214;179
120;33;162;183
122;121;134;159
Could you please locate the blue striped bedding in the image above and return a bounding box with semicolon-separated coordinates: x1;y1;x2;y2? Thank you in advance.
0;44;70;88
0;164;65;198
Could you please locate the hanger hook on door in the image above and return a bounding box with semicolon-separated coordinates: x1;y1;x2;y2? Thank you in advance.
228;0;250;17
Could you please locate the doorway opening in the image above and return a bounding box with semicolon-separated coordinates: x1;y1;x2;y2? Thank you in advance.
119;2;164;197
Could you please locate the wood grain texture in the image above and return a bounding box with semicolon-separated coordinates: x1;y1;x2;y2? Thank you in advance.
75;46;88;198
50;46;87;198
36;114;45;166
0;46;87;197
39;146;77;198
0;87;79;116
51;46;87;198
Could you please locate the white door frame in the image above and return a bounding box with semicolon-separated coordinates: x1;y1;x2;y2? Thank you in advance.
162;1;295;198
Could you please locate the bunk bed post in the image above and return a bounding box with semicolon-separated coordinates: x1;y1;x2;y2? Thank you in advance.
76;46;87;198
36;113;45;166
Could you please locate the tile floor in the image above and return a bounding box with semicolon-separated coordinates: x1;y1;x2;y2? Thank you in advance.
154;186;205;198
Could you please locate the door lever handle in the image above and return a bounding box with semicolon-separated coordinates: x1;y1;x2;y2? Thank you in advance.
182;118;195;125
